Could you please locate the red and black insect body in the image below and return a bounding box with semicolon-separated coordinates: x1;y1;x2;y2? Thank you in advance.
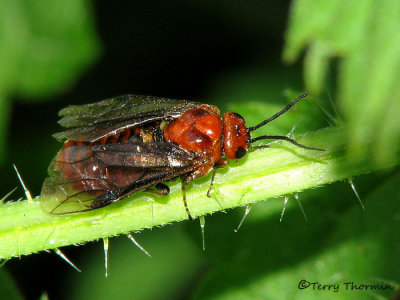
41;94;321;217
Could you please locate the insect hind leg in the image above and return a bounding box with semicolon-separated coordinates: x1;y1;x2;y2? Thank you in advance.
181;181;193;221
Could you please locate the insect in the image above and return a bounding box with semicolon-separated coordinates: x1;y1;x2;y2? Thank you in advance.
41;93;322;217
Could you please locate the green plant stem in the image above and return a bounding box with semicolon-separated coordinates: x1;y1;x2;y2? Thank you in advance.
0;127;394;259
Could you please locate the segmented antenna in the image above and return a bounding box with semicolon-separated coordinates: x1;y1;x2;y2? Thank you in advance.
248;93;309;132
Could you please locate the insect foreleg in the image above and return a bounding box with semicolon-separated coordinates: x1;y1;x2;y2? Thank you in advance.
207;158;228;197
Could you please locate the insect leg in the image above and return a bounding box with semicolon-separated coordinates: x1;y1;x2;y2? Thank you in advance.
181;181;193;220
207;170;217;198
207;158;228;197
145;183;170;196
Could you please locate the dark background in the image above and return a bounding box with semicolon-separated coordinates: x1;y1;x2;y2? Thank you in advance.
4;1;299;299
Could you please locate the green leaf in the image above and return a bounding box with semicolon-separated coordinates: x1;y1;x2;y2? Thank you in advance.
191;172;400;300
284;0;400;168
0;94;10;164
0;0;100;162
0;0;100;98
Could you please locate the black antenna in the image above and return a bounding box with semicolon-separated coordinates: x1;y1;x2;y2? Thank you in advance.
248;93;308;132
249;135;324;151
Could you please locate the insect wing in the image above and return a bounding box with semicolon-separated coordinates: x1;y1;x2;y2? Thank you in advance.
41;140;202;215
53;95;202;142
41;167;99;215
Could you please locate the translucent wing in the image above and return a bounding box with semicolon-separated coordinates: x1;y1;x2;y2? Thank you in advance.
53;95;202;142
41;139;204;215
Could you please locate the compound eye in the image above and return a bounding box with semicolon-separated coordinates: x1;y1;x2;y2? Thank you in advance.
235;146;247;159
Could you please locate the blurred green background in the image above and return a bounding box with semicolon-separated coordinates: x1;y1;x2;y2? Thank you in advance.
1;1;399;299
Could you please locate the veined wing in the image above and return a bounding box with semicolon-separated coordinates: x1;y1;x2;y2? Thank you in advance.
53;95;204;142
40;140;204;215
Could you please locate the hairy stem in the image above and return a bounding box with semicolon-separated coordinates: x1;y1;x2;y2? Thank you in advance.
0;127;393;259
